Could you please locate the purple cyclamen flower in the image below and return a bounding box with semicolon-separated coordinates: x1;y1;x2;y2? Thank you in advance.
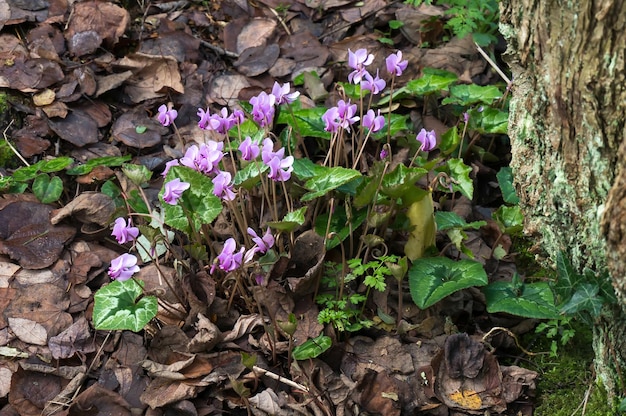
157;104;178;127
347;48;374;84
197;108;221;131
362;109;385;133
380;148;388;159
361;70;386;95
108;253;140;281
248;227;275;254
232;109;245;125
267;154;294;182
212;171;236;201
211;238;244;273
322;107;341;133
239;136;260;161
250;91;276;128
112;217;139;244
271;82;300;105
261;138;284;164
179;142;224;175
163;178;190;205
463;112;470;123
385;51;408;77
416;128;437;152
162;159;180;177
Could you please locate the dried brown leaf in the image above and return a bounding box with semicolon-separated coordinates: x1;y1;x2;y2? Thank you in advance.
67;383;131;416
236;17;276;54
48;316;94;359
9;368;64;416
50;191;115;228
8;317;47;345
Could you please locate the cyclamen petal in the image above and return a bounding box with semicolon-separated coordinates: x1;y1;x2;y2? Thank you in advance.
416;128;437;152
385;51;408;76
239;136;260;161
163;178;190;205
108;253;140;281
112;217;139;244
157;104;178;127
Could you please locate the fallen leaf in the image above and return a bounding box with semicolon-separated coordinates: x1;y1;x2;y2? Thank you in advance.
0;366;12;398
50;191;115;228
65;1;129;56
0;201;75;269
67;383;132;416
236;17;276;54
8;317;47;345
9;367;65;416
47;109;100;147
48;316;95;359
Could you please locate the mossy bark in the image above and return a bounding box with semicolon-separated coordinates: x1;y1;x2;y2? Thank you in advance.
500;0;626;402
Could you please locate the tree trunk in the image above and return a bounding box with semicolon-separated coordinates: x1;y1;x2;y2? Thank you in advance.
500;0;626;402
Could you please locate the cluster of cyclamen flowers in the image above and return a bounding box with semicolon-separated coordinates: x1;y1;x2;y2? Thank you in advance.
106;216;275;281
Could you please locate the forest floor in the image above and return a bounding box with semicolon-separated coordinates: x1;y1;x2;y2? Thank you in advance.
0;0;611;415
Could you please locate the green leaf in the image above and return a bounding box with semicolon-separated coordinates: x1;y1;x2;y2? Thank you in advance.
163;166;223;233
493;205;524;235
32;174;63;203
554;251;582;302
135;125;147;134
439;158;473;199
301;166;362;201
12;162;43;182
315;205;367;250
276;106;330;139
404;67;458;96
66;155;132;175
122;163;152;186
435;211;486;231
483;280;560;319
409;257;488;309
560;283;604;317
234;161;267;189
40;157;73;173
496;167;520;204
389;19;404;29
442;84;503;106
380;164;428;205
93;279;158;332
292;334;332;360
475;107;508;134
439;126;461;156
267;207;307;232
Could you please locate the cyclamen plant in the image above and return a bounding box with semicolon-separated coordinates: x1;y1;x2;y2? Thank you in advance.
93;47;482;336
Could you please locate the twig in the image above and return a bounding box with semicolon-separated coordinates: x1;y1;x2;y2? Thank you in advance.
474;42;512;86
199;39;239;59
3;120;29;167
268;7;291;36
482;326;549;356
252;365;309;392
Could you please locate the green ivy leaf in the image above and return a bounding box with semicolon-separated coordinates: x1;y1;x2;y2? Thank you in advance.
301;166;362;201
32;174;63;203
93;279;158;332
560;283;604;317
292;334;332;360
163;166;223;233
267;207;307;232
496;167;520;204
39;157;74;173
122;163;152;186
483;280;560;319
442;84;503;106
554;251;582;303
409;257;488;309
380;164;428;205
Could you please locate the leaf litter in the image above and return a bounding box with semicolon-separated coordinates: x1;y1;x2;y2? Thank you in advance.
0;0;539;415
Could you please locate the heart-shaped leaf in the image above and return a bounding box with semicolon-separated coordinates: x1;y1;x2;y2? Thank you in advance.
32;174;63;203
483;280;560;319
292;334;331;360
409;257;488;309
93;279;157;332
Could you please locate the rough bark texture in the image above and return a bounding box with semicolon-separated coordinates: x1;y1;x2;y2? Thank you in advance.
500;0;626;400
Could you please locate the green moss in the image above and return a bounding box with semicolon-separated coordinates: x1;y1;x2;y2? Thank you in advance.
531;323;616;416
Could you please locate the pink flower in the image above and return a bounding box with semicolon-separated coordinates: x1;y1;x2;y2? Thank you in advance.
163;178;190;205
211;238;244;273
361;70;386;95
112;217;139;244
179;142;224;175
362;109;385;133
271;82;300;105
108;253;140;281
267;154;294;182
347;48;374;84
248;227;275;254
212;171;236;201
385;51;408;77
416;128;437;152
157;104;178;127
250;91;276;127
161;159;180;177
239;136;260;161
